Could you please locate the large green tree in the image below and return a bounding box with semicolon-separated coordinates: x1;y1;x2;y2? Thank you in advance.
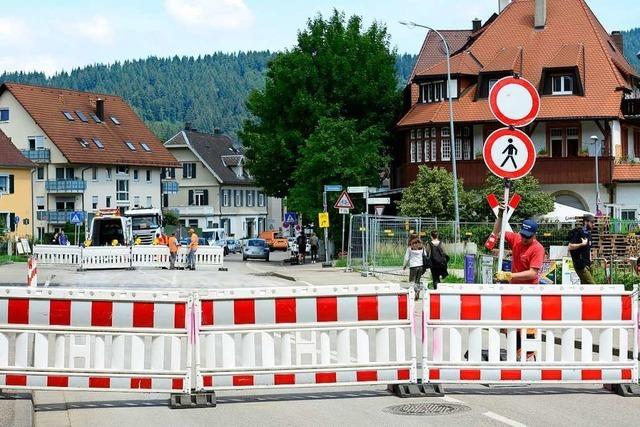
240;10;400;219
477;174;555;222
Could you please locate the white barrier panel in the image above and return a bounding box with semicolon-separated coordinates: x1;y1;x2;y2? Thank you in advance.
0;287;191;393
131;246;170;268
422;284;639;384
176;246;224;268
194;284;415;390
33;245;81;265
81;246;131;270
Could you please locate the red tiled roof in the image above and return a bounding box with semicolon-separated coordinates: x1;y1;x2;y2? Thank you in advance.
481;47;522;73
0;129;34;168
408;30;473;83
1;83;178;167
545;44;583;69
399;0;638;127
613;164;640;182
419;51;482;76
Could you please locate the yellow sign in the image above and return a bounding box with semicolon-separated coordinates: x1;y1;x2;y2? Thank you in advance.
318;212;330;228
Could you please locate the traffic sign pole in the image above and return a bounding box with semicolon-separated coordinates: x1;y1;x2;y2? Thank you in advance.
497;179;511;272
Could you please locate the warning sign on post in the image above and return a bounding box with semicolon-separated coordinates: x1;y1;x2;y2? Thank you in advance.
483;128;536;180
333;191;354;210
318;212;330;228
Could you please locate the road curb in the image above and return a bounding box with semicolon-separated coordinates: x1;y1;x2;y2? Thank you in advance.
32;391;71;427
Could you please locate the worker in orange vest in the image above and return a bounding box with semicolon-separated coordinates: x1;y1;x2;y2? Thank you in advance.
187;228;199;270
167;232;180;270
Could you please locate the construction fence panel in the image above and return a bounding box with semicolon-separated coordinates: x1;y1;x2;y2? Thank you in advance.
0;287;192;393
33;245;81;265
81;246;132;270
131;245;171;268
194;284;416;390
422;284;639;385
175;246;224;269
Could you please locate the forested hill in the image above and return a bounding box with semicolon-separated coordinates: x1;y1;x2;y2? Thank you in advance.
0;52;417;142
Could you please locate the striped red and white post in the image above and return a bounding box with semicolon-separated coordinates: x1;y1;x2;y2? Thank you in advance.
26;257;37;287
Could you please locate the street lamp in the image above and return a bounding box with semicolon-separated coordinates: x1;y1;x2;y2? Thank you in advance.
399;21;460;242
590;135;601;215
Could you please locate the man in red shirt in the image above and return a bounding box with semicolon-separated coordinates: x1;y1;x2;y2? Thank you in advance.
492;214;545;284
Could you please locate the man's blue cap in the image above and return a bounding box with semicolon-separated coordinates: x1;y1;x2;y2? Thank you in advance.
520;219;538;238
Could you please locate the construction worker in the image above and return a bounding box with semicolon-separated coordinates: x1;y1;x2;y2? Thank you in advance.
187;228;199;270
168;232;180;270
568;214;595;284
492;216;544;285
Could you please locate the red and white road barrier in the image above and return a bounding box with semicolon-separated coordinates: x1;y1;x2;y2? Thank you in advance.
422;284;638;384
26;257;37;287
193;284;415;390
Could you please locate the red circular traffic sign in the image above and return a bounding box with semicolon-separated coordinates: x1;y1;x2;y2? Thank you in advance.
483;128;536;180
489;76;540;128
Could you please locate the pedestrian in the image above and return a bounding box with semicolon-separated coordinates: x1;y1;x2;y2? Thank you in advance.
309;232;319;263
427;231;449;288
52;231;60;245
403;237;425;298
58;231;69;246
568;214;595;284
187;228;199;270
296;232;307;264
168;232;180;270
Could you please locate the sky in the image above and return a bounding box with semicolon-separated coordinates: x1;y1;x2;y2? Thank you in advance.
0;0;638;75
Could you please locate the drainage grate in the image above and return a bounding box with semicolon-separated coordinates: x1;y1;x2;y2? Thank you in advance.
384;402;471;416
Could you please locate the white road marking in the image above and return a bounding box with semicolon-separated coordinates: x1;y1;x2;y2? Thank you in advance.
483;411;527;427
439;396;466;404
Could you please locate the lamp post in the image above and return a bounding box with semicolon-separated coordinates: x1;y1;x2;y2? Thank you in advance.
590;135;601;215
399;21;460;242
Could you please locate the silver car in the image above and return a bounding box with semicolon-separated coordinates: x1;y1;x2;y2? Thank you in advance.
242;239;270;262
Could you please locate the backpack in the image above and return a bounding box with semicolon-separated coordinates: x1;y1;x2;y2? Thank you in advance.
430;242;448;268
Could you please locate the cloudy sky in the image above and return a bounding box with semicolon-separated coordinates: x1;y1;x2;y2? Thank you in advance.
0;0;637;75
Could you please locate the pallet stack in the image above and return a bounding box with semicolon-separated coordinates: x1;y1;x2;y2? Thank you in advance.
587;216;639;260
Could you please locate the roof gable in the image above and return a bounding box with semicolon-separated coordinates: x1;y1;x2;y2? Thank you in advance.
0;129;34;168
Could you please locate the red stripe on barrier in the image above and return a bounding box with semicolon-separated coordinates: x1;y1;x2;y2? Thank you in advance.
172;378;184;390
8;299;29;324
234;299;255;324
91;301;113;327
460;369;481;380
6;375;26;386
203;376;212;387
501;295;521;320
233;375;254;386
89;377;110;388
49;300;71;326
541;369;562;380
622;369;632;380
581;369;601;380
174;302;186;328
460;295;481;320
315;372;337;383
357;296;378;321
582;296;602;321
47;376;69;387
133;302;154;327
397;369;410;381
131;378;152;389
621;296;632;321
316;297;338;322
430;294;440;320
275;298;296;323
274;374;296;385
356;371;378;382
429;369;440;380
201;300;213;326
398;294;407;319
541;295;562;320
501;370;521;380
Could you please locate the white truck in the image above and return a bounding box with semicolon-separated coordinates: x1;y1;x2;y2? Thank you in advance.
125;208;164;245
87;210;132;246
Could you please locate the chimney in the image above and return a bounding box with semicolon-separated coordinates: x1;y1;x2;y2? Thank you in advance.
184;122;192;131
213;127;221;135
535;0;547;29
96;98;104;121
499;0;510;13
472;18;481;32
611;31;624;53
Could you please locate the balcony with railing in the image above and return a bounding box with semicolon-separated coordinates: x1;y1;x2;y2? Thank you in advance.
622;98;640;117
45;179;87;193
21;149;51;162
37;210;86;224
162;180;179;194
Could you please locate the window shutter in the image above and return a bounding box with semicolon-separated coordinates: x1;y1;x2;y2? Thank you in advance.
9;175;14;194
239;190;243;206
171;168;176;179
9;213;15;232
161;169;166;179
163;193;168;208
192;163;197;179
188;190;194;206
543;75;552;95
203;189;209;205
183;164;187;178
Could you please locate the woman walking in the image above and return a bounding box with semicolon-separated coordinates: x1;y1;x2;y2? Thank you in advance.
427;230;449;288
403;237;425;298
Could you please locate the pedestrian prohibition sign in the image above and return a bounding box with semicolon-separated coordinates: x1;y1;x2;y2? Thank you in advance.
483;128;536;180
489;76;540;128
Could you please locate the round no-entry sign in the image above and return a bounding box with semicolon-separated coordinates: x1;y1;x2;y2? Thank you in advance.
489;76;540;127
483;128;536;180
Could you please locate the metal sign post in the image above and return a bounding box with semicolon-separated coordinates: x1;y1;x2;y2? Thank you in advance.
497;179;511;270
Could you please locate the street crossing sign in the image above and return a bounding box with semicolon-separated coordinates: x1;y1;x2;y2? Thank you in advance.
333;191;354;209
483;128;536;180
318;212;330;228
284;212;298;224
489;76;540;128
70;211;85;225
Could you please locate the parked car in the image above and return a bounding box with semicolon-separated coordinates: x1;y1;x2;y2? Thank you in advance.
180;237;206;246
259;230;289;251
226;239;240;254
242;239;270;262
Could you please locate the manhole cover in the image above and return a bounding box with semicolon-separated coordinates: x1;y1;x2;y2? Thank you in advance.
384;402;471;416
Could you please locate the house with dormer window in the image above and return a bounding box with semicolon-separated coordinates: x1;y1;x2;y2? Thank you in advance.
164;125;282;238
395;0;640;216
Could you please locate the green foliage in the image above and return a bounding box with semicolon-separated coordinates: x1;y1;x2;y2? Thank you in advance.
477;174;555;222
241;10;401;222
162;209;180;226
623;28;640;73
